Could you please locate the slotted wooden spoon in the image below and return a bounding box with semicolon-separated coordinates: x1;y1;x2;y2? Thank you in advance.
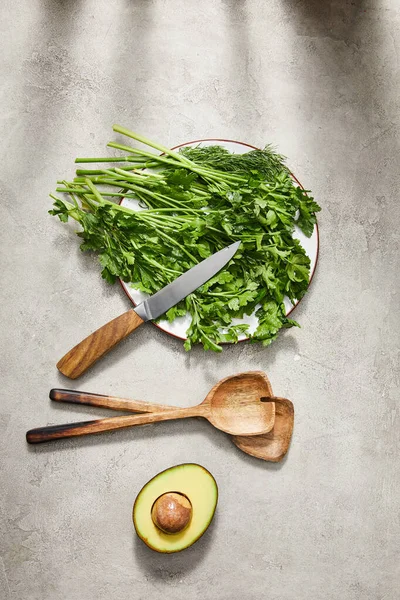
27;373;293;461
26;372;277;443
232;374;294;462
59;373;292;461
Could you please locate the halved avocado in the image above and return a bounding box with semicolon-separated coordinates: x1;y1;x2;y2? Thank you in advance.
133;463;218;553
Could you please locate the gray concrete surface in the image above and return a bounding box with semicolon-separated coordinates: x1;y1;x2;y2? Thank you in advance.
0;0;399;598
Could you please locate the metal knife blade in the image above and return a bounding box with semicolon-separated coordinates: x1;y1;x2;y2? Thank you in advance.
134;241;241;322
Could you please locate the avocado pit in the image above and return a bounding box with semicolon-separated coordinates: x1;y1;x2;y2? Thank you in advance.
151;492;192;534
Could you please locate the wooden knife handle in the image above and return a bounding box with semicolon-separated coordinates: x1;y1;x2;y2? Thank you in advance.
56;310;144;379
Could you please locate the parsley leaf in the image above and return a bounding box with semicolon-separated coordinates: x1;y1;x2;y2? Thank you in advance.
51;127;320;351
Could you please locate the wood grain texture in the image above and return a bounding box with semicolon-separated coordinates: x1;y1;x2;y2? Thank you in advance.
204;371;275;436
26;407;203;444
232;395;294;462
27;372;277;443
49;389;175;413
56;309;144;379
50;384;289;461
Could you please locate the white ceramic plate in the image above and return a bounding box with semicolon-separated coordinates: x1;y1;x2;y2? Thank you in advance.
120;139;319;342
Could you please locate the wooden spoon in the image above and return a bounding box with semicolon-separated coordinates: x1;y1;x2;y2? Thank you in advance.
26;372;276;443
55;374;294;461
231;372;293;461
232;400;294;462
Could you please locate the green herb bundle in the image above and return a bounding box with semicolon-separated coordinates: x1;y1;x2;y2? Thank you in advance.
51;125;320;351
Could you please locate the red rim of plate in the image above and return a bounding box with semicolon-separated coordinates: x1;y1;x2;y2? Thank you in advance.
119;139;320;342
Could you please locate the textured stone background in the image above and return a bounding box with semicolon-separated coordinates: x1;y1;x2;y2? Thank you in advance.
0;1;399;598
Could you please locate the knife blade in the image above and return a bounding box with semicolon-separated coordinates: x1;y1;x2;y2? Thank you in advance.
134;241;240;321
57;241;240;379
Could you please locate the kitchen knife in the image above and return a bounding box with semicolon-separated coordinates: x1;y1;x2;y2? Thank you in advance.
57;241;240;379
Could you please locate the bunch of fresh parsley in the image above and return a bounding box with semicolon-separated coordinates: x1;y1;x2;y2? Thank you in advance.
50;125;320;351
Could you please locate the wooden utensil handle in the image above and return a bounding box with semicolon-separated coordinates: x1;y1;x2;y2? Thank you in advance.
49;388;175;413
56;310;144;379
260;396;290;403
26;407;200;444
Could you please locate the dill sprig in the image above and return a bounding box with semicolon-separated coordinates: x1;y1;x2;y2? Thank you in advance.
179;144;288;179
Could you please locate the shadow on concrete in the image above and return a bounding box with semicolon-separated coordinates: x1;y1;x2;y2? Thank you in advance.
279;0;391;161
220;0;262;129
281;0;367;39
183;329;300;383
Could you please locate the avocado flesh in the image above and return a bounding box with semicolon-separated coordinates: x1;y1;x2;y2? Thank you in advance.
133;463;218;553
